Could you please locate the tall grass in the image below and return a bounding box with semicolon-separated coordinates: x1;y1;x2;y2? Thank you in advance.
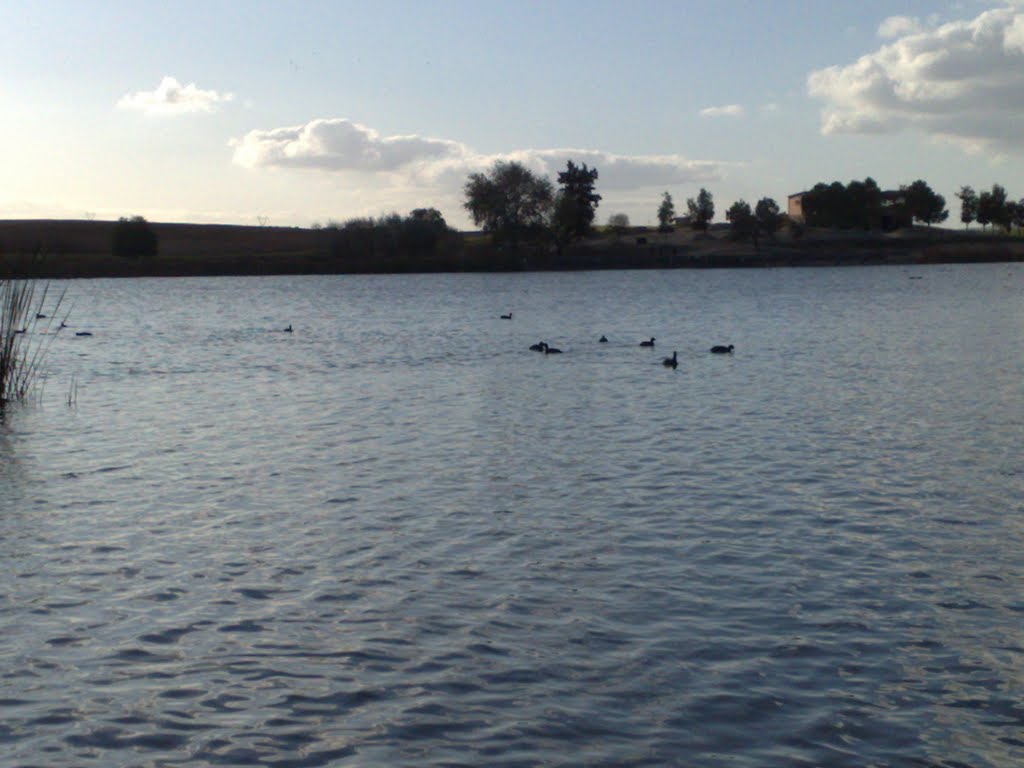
0;279;67;405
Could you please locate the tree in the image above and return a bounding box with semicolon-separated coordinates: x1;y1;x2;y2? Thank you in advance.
400;208;450;253
801;181;846;228
725;199;757;246
978;184;1009;232
464;160;554;247
990;184;1011;232
1013;199;1024;233
977;191;992;230
754;197;782;237
549;192;578;253
901;179;948;227
687;188;714;233
657;192;675;231
607;212;630;238
800;178;882;229
111;215;157;259
956;186;978;230
845;177;882;229
555;161;601;239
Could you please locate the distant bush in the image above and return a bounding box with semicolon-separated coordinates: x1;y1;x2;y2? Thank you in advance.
112;216;158;259
607;212;630;238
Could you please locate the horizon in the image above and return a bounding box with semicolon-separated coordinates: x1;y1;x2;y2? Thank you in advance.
3;1;1023;231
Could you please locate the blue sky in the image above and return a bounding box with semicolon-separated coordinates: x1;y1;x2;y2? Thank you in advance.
3;0;1022;229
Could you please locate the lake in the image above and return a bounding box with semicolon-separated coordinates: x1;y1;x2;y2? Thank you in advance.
1;264;1022;767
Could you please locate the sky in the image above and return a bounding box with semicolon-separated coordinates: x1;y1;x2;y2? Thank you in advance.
3;0;1023;230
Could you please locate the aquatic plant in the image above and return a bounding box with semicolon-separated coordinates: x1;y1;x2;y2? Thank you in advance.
0;279;67;405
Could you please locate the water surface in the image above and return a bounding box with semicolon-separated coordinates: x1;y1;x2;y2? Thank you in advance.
1;264;1022;766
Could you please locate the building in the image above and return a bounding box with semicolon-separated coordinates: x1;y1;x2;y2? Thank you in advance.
787;192;806;222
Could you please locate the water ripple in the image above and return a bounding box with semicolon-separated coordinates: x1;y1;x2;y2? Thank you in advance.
1;267;1022;766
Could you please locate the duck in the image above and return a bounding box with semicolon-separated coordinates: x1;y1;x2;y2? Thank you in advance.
75;331;93;337
36;313;46;319
599;335;608;343
662;351;678;368
639;337;655;347
283;325;293;333
544;344;563;354
500;312;512;319
529;341;546;351
710;344;734;354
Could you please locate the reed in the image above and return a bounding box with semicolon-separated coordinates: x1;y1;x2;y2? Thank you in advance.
0;278;68;405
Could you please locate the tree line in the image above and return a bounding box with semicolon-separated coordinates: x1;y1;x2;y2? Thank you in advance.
955;184;1024;232
318;208;461;266
108;168;1023;266
794;178;950;230
463;160;732;246
721;178;1024;244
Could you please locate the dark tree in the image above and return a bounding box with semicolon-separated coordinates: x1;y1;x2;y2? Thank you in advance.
754;197;782;237
978;184;1009;232
801;181;846;228
901;179;948;227
687;188;714;233
977;192;991;230
800;178;888;229
726;199;757;246
555;161;601;239
845;177;882;229
400;208;450;253
956;186;978;230
111;215;158;259
657;192;675;231
1013;198;1024;232
464;161;554;247
549;192;579;252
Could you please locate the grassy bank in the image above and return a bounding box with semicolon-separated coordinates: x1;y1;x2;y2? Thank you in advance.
1;219;1022;279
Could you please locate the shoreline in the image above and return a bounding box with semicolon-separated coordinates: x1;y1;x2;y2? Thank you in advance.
2;218;1022;279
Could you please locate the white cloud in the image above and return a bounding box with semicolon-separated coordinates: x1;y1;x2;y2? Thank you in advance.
808;7;1024;154
230;118;465;172
699;104;745;118
117;76;232;116
230;118;723;192
878;15;922;39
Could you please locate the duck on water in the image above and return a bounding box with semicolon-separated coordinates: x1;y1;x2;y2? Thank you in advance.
710;344;734;354
640;337;655;347
663;351;678;368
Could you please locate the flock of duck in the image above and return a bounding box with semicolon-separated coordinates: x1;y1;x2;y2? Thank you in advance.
514;313;735;369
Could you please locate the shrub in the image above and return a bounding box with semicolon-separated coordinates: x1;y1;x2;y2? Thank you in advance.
1;279;66;405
